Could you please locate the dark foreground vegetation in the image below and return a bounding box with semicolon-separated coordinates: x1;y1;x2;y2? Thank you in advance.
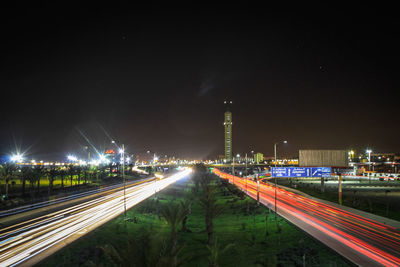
40;165;352;266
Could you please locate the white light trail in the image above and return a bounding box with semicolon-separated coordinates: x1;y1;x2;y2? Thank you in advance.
0;169;191;266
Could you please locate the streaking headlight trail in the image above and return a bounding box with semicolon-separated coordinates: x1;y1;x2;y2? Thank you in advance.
0;168;191;267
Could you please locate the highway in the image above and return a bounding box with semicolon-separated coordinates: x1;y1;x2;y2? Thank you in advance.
213;168;400;267
0;169;191;267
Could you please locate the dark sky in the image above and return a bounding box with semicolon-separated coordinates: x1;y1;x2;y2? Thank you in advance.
0;6;399;160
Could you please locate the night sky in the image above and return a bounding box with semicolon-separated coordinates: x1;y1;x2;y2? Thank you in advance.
1;6;399;160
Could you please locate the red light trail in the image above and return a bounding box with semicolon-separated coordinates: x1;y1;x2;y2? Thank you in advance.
213;168;400;267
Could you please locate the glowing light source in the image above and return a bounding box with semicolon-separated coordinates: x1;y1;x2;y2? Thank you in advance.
10;154;23;162
67;155;78;162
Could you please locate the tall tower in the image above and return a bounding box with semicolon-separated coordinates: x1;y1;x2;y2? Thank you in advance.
224;101;233;161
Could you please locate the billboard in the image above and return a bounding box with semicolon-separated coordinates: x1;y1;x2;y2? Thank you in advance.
299;150;348;167
271;167;331;178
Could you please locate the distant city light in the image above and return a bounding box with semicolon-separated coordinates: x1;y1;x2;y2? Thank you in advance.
67;155;78;162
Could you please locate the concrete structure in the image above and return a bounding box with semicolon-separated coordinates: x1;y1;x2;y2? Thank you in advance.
299;150;348;167
223;101;232;161
254;152;263;164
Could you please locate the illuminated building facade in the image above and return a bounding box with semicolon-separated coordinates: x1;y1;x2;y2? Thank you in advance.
254;152;263;164
224;101;233;161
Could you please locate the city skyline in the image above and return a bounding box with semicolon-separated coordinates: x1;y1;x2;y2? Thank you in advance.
1;6;399;159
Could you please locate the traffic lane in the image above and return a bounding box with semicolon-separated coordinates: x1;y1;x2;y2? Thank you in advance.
0;179;142;218
1;181;155;265
0;177;155;228
245;184;397;266
0;181;150;246
245;181;400;254
230;177;400;266
0;169;191;267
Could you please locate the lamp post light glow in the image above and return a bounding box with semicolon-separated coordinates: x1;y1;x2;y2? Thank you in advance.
67;155;78;162
10;154;23;163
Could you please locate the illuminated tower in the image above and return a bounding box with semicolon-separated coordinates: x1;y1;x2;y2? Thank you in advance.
224;101;233;161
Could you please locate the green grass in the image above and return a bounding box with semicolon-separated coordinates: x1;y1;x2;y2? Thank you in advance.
40;177;352;267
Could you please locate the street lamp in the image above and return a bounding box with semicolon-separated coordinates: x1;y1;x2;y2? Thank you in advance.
366;149;372;170
84;146;90;162
273;140;287;219
366;149;372;184
245;150;255;177
113;141;127;222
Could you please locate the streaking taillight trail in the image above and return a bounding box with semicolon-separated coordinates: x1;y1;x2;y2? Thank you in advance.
213;168;400;267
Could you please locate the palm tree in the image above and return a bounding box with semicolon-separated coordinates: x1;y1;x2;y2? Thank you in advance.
27;167;37;196
20;166;32;196
68;165;75;187
33;166;44;196
47;166;58;195
160;202;187;263
206;237;234;267
180;199;192;232
76;166;82;186
59;169;66;188
0;163;16;199
200;183;224;246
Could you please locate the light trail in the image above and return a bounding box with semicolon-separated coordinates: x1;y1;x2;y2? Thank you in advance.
213;168;400;267
0;169;191;267
0;180;144;218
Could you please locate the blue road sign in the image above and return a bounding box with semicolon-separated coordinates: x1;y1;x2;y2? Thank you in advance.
271;167;289;177
311;167;332;178
271;167;331;178
291;167;310;177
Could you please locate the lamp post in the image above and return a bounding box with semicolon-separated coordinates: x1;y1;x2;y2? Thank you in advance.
121;144;126;221
273;140;287;219
245;153;248;177
113;140;127;222
366;149;372;184
84;146;90;162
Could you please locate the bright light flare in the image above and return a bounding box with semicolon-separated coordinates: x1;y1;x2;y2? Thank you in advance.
10;154;23;162
67;155;78;162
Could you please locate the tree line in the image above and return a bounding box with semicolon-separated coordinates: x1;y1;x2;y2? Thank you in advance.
0;163;118;201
